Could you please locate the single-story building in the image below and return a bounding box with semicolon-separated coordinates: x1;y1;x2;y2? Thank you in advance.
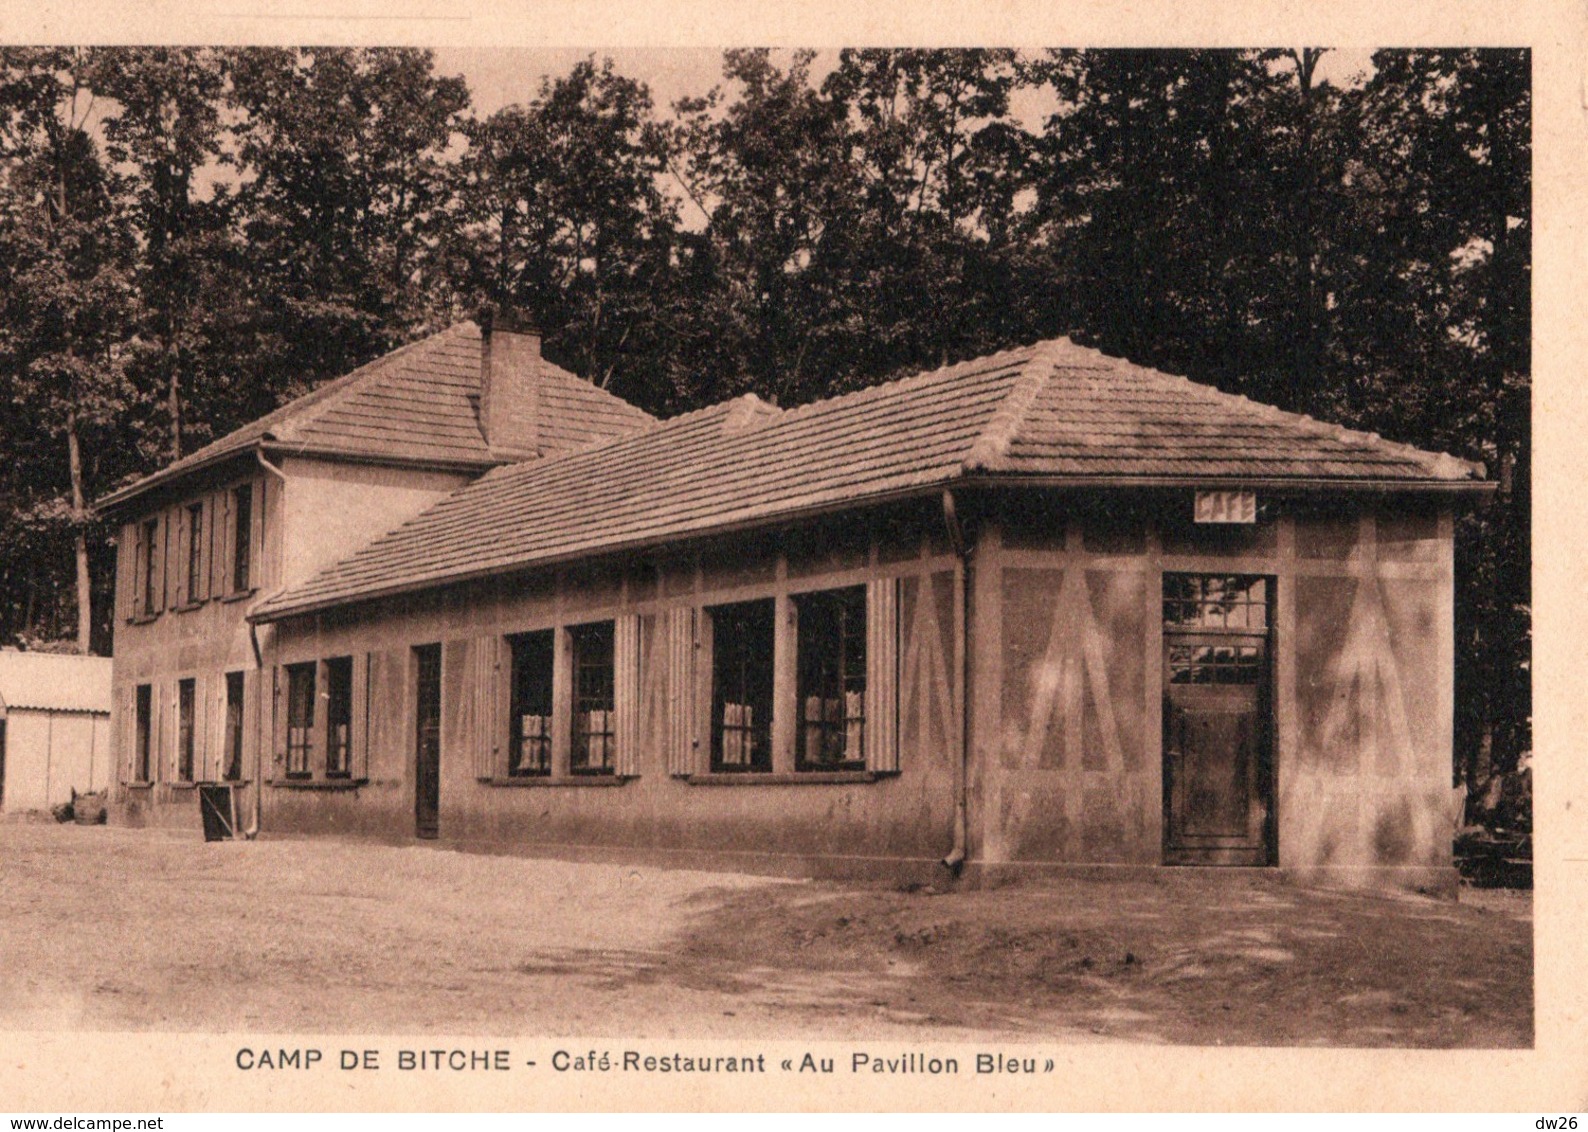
0;650;114;816
100;320;1489;890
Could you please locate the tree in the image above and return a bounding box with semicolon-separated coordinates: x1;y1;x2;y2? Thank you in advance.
449;57;680;411
1346;50;1531;790
91;47;236;462
667;49;859;406
820;48;1036;378
0;47;134;653
226;48;470;406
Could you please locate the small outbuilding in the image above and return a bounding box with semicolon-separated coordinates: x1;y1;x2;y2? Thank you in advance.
0;650;114;815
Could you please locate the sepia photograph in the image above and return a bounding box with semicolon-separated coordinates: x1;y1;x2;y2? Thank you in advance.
0;12;1567;1113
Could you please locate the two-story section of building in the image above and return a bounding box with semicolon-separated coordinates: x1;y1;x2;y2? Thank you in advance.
95;315;654;831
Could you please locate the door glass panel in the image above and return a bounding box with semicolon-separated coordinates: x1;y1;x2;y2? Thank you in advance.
1163;574;1268;631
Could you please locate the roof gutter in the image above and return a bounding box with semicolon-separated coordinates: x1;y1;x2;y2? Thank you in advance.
956;472;1495;496
248;471;1493;625
94;440;502;518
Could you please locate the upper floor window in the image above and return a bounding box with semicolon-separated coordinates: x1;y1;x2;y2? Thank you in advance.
140;518;160;615
569;621;615;775
232;484;252;592
185;504;205;605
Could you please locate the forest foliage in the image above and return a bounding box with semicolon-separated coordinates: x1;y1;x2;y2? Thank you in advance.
0;47;1530;788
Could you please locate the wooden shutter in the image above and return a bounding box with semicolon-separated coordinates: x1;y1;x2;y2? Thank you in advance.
195;497;213;603
665;606;698;776
241;666;260;781
350;652;370;780
172;680;185;782
866;577;900;773
215;490;233;597
159;680;175;782
191;675;206;781
613;614;642;777
131;522;147;619
471;636;502;780
119;686;136;784
270;666;286;783
175;508;192;606
207;675;226;782
158;513;172;612
249;480;265;591
116;524;132;622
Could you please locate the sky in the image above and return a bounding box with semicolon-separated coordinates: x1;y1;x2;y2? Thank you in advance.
430;46;1379;121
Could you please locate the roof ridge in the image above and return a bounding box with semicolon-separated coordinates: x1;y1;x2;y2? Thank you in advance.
1064;340;1483;480
721;392;782;435
961;339;1067;472
764;345;1038;431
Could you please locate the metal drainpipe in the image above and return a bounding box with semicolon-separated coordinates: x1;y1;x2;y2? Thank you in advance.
940;488;970;876
244;447;288;839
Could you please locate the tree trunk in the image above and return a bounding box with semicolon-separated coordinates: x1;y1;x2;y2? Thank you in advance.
67;409;92;653
165;306;183;461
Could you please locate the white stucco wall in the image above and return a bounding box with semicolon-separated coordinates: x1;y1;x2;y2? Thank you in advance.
278;457;476;589
1;710;113;812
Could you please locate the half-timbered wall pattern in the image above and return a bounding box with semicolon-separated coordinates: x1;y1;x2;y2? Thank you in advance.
982;506;1453;877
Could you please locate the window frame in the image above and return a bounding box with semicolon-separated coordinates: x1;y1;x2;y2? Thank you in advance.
231;483;253;594
793;585;868;773
176;677;197;783
568;620;617;775
134;682;153;783
185;503;205;606
140;517;160;617
284;661;316;780
507;629;555;778
707;598;776;774
223;671;245;781
324;656;354;778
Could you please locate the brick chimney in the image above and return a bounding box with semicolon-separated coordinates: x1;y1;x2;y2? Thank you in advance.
478;307;542;457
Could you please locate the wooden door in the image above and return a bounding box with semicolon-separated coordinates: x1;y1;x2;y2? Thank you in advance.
1162;575;1274;866
414;644;442;839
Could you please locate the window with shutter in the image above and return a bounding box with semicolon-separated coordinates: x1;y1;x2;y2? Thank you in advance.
285;662;315;779
569;621;616;774
794;587;868;772
507;630;554;777
224;672;245;781
133;684;152;783
177;678;196;782
325;657;354;777
708;599;775;773
233;483;254;593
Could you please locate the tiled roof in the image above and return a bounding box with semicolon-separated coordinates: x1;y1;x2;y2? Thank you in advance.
0;651;113;715
251;337;1485;622
96;323;654;511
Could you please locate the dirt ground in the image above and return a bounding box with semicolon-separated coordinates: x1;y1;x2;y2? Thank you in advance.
0;823;1531;1046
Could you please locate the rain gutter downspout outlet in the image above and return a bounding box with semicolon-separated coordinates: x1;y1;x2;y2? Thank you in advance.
244;446;289;840
941;488;969;877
